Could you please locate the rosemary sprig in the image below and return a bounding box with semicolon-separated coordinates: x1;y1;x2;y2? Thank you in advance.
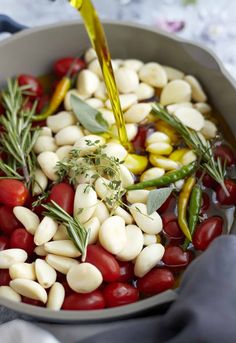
0;79;40;187
152;103;228;195
43;200;90;261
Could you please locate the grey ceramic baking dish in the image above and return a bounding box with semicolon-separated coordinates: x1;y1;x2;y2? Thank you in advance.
0;15;235;323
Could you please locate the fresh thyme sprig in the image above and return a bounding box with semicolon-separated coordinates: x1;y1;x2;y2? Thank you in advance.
0;79;40;187
56;142;125;209
152;103;228;195
43;200;90;261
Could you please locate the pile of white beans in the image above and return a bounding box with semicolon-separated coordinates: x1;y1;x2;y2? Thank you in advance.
0;47;218;310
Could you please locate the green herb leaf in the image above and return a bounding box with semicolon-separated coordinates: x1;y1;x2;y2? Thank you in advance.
147;187;173;215
70;94;109;133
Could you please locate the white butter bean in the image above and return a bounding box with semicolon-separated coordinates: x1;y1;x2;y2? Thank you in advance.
163;66;184;81
105;94;137;111
123;59;144;72
84;217;100;244
0;286;21;302
77;69;100;96
67;263;103;293
124;103;151;123
99;108;115;126
167;102;193;114
116;225;143;261
44;240;81;258
46;111;76;133
140;167;165;182
201;120;217;139
35;259;57;289
94;82;107;100
34;245;47;257
134;243;165;277
111;123;138;141
10;279;47;303
9;263;36;280
114;67;139;93
126;190;150;204
99;216;127;254
134;82;155;101
74;135;105;155
114;206;133;225
160;80;191;106
130;203;163;234
33;136;57;154
146;131;170;145
146;142;173;155
56;145;72;161
37;151;59;181
0;249;27;269
150;155;180;170
46;254;79;274
64;89;89;111
84;47;97;63
74;184;97;224
13;207;39;235
143;234;157;246
55;125;84;146
174;107;204;131
95;177;112;200
88;59;103;79
39;127;52;137
93;202;109;224
181;150;197;165
185;75;207;102
32;169;48;195
47;282;65;310
85;98;104;109
120;164;134;188
53;224;69;241
139;62;167;88
34;216;58;246
102;142;127;161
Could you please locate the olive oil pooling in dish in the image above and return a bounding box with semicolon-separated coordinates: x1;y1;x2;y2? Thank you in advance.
69;0;130;150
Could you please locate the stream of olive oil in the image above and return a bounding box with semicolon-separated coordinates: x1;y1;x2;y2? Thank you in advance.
69;0;130;149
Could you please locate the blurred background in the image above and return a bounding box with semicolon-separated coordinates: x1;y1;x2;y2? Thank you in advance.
0;0;235;78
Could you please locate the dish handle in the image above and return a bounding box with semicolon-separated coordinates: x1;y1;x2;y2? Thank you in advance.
0;14;26;33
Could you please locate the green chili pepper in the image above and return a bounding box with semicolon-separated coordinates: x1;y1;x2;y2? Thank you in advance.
183;183;202;250
126;162;197;190
178;176;196;241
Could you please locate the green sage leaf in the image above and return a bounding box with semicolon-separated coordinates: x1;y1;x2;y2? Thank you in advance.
147;187;173;215
70;94;109;133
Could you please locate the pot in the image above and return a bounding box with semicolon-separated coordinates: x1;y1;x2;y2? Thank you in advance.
0;14;235;323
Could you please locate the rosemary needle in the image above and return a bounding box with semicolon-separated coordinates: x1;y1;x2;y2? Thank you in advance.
151;103;228;195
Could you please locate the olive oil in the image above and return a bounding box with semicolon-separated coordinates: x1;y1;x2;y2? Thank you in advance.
69;0;130;149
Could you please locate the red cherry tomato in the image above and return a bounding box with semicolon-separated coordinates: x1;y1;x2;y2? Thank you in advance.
162;245;190;268
0;206;20;235
197;170;217;189
216;179;236;206
132;126;149;152
22;98;33;111
117;261;134;283
214;145;236;166
36;94;50;113
85;245;120;282
10;228;35;254
18;74;43;99
0;270;11;286
0;236;9;251
103;282;139;308
53;57;86;77
62;291;105;310
0;102;5;115
22;296;44;307
158;194;176;214
0;179;28;207
137;268;175;296
161;212;176;226
163;219;184;240
200;192;210;213
49;183;75;215
192;216;223;251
